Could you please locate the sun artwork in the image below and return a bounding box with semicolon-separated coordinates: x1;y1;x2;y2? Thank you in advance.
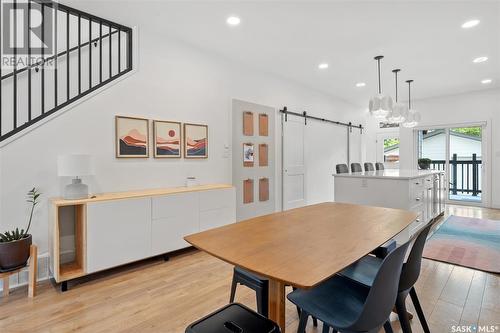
154;121;181;158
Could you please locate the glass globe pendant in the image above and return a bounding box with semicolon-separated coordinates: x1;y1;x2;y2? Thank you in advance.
387;69;408;123
369;56;393;120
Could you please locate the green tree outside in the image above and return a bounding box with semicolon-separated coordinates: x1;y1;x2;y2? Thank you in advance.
384;138;400;149
451;127;481;137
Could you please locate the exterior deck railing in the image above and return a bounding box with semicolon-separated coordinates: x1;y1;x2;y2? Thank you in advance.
430;153;481;196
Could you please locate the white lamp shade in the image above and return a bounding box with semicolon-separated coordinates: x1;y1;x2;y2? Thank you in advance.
58;154;95;177
401;109;420;128
369;94;393;119
387;102;408;123
413;110;421;122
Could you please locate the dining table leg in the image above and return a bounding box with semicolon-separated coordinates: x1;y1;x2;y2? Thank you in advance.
268;279;286;332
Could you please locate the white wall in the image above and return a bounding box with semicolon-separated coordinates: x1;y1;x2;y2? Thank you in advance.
398;89;500;208
0;27;363;254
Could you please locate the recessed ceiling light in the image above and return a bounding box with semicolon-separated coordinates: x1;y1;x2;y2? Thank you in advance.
462;19;480;29
481;79;492;84
355;82;366;87
318;63;329;69
226;16;241;26
473;56;488;63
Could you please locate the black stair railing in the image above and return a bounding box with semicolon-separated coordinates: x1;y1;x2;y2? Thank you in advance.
0;0;133;142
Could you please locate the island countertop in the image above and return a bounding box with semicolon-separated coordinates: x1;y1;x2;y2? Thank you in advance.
332;169;443;180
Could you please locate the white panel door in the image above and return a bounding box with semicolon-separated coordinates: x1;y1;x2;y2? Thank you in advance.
86;198;151;273
349;128;363;165
283;115;306;210
305;120;347;204
151;192;199;255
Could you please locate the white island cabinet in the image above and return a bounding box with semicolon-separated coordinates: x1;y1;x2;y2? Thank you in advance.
333;170;445;242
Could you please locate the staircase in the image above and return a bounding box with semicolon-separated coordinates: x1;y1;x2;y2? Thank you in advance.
0;0;133;142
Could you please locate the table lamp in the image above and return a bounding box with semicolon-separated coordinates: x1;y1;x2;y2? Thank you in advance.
57;154;95;199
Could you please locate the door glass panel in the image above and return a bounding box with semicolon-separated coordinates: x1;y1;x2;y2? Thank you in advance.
417;129;446;171
383;137;400;168
449;127;482;202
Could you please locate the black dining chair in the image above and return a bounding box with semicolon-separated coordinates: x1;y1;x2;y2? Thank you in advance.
351;163;362;173
336;164;349;174
375;162;385;171
364;163;375;172
339;222;434;333
288;239;411;333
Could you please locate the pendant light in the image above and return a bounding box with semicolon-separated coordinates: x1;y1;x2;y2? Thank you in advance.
369;55;393;120
387;69;408;124
401;80;421;128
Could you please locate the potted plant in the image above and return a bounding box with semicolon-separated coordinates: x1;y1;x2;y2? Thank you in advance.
418;158;432;170
0;188;40;272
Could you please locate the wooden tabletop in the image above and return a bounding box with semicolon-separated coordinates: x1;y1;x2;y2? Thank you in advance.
185;202;417;289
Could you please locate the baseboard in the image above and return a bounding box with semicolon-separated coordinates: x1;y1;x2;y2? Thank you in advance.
0;253;50;293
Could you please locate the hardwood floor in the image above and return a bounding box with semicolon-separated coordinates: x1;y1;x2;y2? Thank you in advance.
0;205;498;333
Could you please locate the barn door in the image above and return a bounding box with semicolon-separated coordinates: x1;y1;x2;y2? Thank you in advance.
282;115;306;210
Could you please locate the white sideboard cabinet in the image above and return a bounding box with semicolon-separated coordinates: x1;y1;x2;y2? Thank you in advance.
49;184;235;291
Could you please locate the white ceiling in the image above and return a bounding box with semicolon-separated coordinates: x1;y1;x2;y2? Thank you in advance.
69;0;500;107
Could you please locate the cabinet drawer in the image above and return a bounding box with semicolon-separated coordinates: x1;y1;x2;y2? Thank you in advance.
152;192;199;220
199;207;235;232
410;178;425;192
86;198;151;273
411;190;425;206
199;188;235;212
151;214;198;255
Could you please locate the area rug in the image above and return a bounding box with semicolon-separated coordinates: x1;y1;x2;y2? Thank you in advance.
423;215;500;273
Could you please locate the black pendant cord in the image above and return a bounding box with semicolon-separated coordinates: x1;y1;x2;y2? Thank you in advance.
378;60;381;94
374;55;384;94
392;69;401;102
406;80;413;109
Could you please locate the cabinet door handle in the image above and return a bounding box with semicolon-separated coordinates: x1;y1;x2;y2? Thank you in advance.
415;182;420;185
416;197;421;201
416;219;420;222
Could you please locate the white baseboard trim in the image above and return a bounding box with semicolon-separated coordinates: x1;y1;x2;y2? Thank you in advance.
0;252;50;293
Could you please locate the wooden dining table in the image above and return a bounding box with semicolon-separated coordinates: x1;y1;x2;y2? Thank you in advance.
184;202;417;332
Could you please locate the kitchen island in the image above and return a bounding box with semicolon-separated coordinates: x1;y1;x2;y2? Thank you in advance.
333;169;445;242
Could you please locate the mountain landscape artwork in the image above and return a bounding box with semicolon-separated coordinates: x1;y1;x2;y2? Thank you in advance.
154;120;181;158
115;116;149;158
184;123;208;158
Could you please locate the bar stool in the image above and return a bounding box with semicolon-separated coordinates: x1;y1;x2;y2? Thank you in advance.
364;163;375;171
186;303;281;333
376;162;385;170
351;163;362;173
230;267;318;326
230;267;268;317
336;164;349;174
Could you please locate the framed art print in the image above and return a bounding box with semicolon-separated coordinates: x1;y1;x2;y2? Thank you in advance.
153;120;182;158
184;123;208;158
115;116;149;158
